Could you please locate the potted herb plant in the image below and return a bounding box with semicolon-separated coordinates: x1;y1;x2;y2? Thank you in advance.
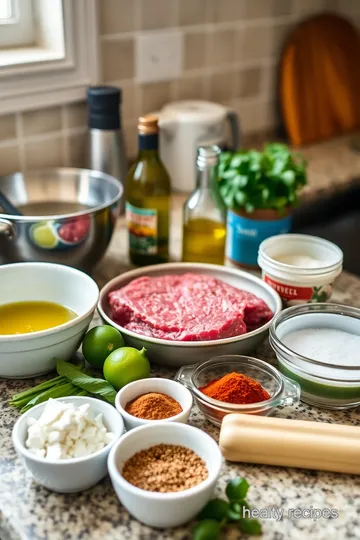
218;143;307;268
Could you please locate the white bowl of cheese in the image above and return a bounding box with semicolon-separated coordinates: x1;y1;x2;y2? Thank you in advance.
12;396;124;493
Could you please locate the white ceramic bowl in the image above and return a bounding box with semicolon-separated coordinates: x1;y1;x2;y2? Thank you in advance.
115;377;193;430
0;262;99;378
12;396;124;493
99;262;282;367
107;423;222;528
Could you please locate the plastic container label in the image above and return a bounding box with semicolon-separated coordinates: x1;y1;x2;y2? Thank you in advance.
226;210;292;266
126;203;157;255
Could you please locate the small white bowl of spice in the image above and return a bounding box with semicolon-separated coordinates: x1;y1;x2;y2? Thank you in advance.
107;422;222;528
258;233;343;306
115;377;193;430
12;396;124;492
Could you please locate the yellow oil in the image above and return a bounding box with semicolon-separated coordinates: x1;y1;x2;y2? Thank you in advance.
182;217;226;265
0;301;77;335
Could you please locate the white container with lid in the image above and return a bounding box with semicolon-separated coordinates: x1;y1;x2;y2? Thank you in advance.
258;234;343;306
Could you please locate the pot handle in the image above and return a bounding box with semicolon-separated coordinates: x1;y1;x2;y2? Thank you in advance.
226;109;241;151
174;365;194;391
0;218;16;240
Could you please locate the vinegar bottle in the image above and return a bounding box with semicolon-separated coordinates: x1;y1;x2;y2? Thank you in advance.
182;145;227;265
126;115;171;266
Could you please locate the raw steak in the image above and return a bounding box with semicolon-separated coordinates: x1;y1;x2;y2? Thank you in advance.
108;273;273;342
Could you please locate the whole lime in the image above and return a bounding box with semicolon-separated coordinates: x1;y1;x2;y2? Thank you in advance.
103;347;150;390
82;325;125;368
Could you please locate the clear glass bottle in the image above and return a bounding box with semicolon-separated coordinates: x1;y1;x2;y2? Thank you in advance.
182;145;227;265
126;115;171;266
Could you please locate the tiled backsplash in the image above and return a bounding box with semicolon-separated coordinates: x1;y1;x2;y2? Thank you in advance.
0;0;359;175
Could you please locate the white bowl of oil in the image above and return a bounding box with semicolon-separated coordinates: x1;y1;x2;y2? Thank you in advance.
0;262;99;378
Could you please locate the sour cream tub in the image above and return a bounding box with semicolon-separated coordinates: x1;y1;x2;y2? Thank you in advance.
258;234;343;306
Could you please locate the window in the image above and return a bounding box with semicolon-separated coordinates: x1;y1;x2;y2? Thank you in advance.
0;0;35;48
0;0;99;114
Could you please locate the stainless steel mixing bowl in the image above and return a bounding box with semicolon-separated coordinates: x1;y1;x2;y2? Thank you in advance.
0;168;123;272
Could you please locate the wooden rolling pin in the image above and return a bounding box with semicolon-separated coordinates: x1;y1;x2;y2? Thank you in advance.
219;414;360;475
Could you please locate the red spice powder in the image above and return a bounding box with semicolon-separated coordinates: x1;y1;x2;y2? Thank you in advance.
199;371;270;404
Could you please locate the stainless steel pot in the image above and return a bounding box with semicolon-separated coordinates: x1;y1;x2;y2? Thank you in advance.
0;168;123;272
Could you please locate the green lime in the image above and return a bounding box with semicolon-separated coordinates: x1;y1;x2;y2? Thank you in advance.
82;325;125;368
103;347;150;390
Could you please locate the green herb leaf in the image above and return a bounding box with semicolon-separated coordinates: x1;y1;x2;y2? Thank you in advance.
192;519;221;540
238;518;262;535
218;143;307;212
199;499;229;521
226;477;250;501
56;359;117;404
226;500;250;521
20;382;79;412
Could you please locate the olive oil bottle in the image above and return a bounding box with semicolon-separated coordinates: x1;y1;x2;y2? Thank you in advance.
126;115;171;266
182;145;227;265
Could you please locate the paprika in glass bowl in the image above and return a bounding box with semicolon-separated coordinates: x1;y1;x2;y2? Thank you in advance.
175;355;300;427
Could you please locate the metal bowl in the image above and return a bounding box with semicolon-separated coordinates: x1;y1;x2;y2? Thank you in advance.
0;168;123;272
98;263;282;367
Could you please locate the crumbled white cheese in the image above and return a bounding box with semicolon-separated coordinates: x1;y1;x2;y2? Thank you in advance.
26;399;114;460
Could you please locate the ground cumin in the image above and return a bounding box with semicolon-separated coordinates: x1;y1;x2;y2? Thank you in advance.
122;444;208;492
125;392;182;420
199;371;270;404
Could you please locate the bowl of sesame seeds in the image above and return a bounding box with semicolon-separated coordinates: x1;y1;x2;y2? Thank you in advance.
107;423;222;528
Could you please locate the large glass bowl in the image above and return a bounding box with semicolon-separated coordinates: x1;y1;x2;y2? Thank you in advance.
269;303;360;409
175;355;300;427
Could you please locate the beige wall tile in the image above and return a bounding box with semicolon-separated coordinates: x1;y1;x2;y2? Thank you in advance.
256;100;279;131
68;133;87;168
242;24;274;61
124;123;138;159
0;145;20;175
22;107;62;137
140;82;171;115
24;136;64;169
272;22;292;57
237;66;262;98
121;84;138;122
273;0;294;16
208;71;236;102
233;28;245;63
209;29;236;66
293;0;328;14
210;0;246;22
66;101;87;129
102;39;134;82
184;31;207;70
100;0;136;35
175;77;204;100
263;64;278;102
244;0;274;18
0;114;17;141
179;0;209;25
139;0;178;30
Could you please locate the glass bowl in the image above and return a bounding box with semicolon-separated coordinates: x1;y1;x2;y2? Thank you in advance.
174;355;300;427
269;303;360;409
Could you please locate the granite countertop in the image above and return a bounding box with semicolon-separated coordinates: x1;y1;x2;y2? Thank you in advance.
1;227;360;539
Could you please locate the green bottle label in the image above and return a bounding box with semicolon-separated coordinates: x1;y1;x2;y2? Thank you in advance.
126;202;158;255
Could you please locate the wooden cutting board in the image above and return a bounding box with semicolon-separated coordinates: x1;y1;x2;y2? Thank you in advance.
280;13;360;147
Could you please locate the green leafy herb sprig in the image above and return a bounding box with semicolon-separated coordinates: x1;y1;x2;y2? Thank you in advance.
218;143;307;214
192;477;262;540
9;359;117;412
